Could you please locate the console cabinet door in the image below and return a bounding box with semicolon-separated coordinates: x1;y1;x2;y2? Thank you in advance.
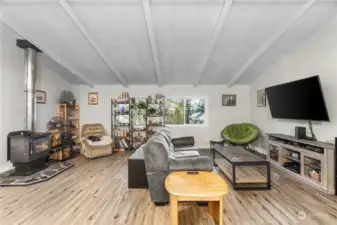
268;144;282;165
302;154;323;186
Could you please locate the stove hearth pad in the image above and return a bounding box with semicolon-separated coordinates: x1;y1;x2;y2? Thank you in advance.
0;160;73;187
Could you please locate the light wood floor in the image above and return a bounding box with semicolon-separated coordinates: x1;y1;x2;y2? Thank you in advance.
1;151;337;225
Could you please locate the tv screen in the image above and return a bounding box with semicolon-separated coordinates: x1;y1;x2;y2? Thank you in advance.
265;76;330;121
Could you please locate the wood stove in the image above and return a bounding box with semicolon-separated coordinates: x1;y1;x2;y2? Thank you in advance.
6;40;51;175
7;131;51;175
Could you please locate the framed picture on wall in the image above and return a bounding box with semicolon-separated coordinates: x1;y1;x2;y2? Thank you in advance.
222;95;236;106
88;92;99;105
257;89;266;107
36;90;46;104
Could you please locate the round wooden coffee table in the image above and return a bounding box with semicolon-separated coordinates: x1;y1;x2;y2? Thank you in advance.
165;171;228;225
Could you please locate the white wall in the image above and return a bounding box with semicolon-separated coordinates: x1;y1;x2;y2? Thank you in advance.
35;55;72;132
0;22;4;171
0;24;25;172
0;20;4;173
250;16;337;143
0;24;72;172
72;85;251;148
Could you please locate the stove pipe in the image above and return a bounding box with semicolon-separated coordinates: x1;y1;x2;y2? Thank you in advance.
25;48;37;132
17;40;42;133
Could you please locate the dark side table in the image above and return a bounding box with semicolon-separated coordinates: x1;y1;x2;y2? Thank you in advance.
210;139;225;166
128;149;148;189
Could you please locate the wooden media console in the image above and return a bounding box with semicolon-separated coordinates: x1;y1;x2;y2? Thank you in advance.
267;133;335;194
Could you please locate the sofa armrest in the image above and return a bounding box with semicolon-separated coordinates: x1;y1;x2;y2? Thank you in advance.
81;138;89;148
143;141;169;173
169;156;213;172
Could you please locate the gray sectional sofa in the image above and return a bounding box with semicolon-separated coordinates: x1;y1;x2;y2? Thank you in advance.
142;127;213;204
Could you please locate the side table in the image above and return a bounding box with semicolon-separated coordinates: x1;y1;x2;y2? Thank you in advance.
128;148;148;189
210;139;225;166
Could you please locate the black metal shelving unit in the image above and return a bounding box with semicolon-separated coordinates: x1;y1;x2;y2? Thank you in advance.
111;99;133;151
146;95;165;141
131;98;147;149
111;95;166;149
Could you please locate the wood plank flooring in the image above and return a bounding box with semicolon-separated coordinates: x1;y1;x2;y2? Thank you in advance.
1;151;337;225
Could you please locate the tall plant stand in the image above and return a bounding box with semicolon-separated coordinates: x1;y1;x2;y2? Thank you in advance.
131;98;147;149
146;95;166;141
111;98;133;151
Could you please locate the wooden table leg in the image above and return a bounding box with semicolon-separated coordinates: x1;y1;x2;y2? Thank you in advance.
208;199;223;225
169;194;178;225
219;199;223;225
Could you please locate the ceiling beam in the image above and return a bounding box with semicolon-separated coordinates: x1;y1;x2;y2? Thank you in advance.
235;0;331;3
0;17;95;87
0;0;334;6
194;0;234;86
227;0;317;87
142;0;162;86
56;0;128;87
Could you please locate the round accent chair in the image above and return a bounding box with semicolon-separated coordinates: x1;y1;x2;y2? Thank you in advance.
221;123;259;146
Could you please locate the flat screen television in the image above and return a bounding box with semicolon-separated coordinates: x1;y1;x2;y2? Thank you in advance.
265;75;330;121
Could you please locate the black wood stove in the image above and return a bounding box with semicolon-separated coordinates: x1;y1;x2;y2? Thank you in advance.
7;131;51;175
6;40;51;175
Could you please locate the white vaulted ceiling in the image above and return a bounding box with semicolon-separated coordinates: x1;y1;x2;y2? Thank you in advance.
0;0;337;86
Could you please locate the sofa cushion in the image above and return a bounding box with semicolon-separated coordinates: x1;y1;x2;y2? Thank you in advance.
87;136;112;147
156;131;197;153
169;156;213;171
158;131;171;145
82;124;105;138
173;150;200;159
168;150;176;159
174;146;199;152
160;132;176;153
152;132;175;153
159;127;171;137
172;136;195;148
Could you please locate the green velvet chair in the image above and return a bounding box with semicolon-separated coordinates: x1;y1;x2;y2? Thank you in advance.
221;123;259;146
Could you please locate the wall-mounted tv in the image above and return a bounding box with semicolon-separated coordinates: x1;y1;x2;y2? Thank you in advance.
265;76;330;121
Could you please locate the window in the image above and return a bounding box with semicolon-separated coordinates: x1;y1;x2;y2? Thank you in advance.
185;99;205;124
165;99;184;125
165;98;206;125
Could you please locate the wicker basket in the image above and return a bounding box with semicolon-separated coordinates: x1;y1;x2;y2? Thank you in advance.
309;171;321;182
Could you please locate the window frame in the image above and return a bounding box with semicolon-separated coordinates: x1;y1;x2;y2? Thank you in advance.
165;96;208;127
